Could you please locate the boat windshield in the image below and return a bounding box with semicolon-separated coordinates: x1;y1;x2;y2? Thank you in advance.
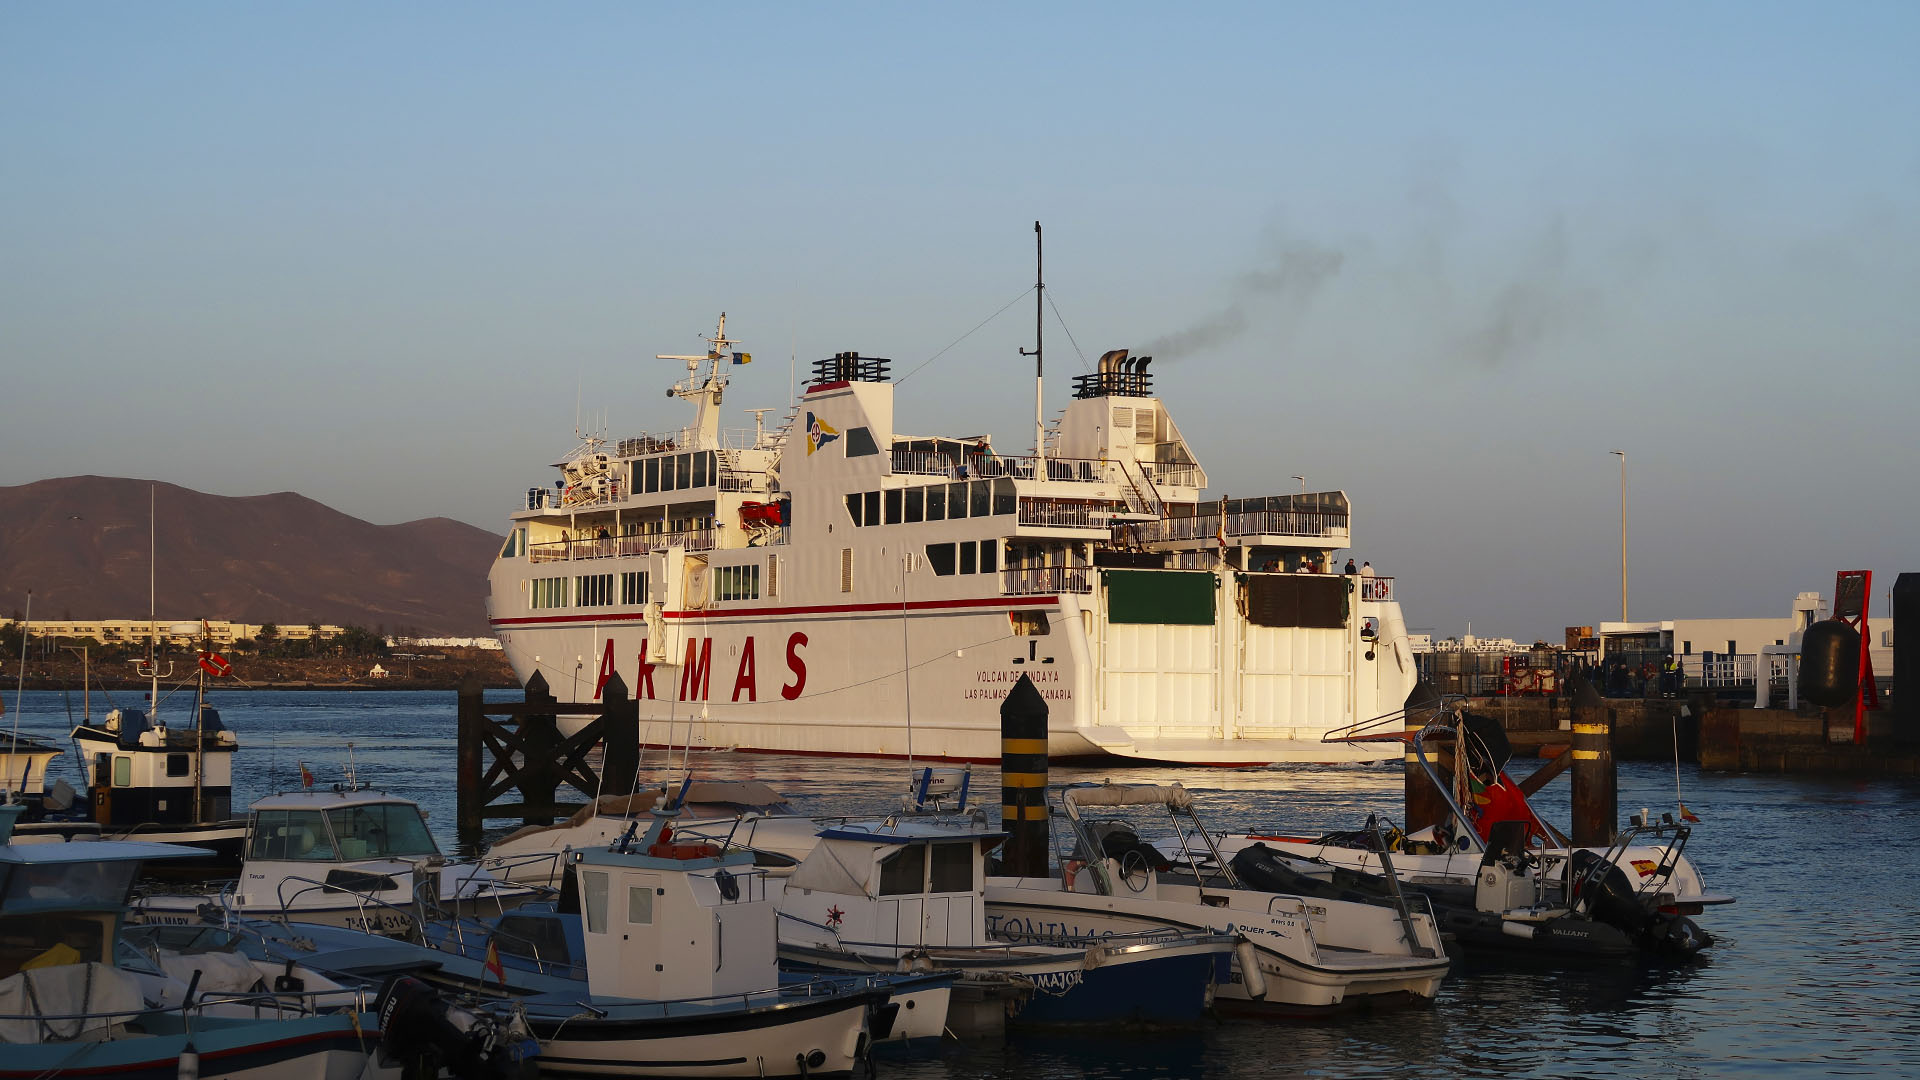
326;803;438;860
250;810;338;861
1;862;139;908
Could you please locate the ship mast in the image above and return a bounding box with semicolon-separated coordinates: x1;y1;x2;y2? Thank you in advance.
659;313;742;451
1019;223;1045;465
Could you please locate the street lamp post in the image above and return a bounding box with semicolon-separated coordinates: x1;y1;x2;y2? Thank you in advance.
1292;475;1306;494
1609;450;1627;622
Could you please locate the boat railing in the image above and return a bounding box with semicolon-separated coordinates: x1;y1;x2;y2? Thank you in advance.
1134;508;1351;544
528;529;717;564
1016;499;1109;530
1002;566;1094;595
1141;461;1203;489
0;982;374;1032
900;450;1112;484
1359;575;1395;602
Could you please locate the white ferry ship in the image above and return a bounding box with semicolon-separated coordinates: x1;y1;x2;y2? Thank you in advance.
488;314;1416;765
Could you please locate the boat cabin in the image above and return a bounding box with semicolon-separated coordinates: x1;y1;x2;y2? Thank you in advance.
568;819;775;1001
780;821;1006;954
237;790;441;906
73;705;237;828
0;805;192;985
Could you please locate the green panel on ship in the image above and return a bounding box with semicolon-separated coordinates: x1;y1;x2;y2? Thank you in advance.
1103;570;1215;625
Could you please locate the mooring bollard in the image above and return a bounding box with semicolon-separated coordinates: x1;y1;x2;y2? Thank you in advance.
1000;673;1049;877
1570;679;1617;846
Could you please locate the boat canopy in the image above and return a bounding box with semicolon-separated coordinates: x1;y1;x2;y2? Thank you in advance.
1065;783;1193;810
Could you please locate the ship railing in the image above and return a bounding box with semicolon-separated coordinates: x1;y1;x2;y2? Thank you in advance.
1360;576;1395;602
1017;499;1110;530
616;426;768;456
1134;509;1351;544
1003;566;1094;595
528;530;717;562
0;983;377;1030
898;450;1112;483
1140;460;1203;488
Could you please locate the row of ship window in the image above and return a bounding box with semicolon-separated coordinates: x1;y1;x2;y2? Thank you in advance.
531;571;651;610
844;479;1017;527
528;564;768;610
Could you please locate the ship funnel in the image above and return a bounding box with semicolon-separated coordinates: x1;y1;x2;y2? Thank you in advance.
1098;348;1129;375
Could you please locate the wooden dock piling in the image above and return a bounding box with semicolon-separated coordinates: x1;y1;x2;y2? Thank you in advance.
1402;680;1449;832
454;671;641;851
1570;679;1617;845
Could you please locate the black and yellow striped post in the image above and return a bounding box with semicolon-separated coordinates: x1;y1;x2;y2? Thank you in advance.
1570;678;1617;846
1402;680;1449;833
1000;673;1050;877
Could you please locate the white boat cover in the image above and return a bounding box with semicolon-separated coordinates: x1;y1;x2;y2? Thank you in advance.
785;838;882;898
157;949;266;995
0;961;146;1043
1066;783;1193;810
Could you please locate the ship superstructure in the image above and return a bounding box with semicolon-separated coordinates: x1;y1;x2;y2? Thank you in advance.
488;314;1415;764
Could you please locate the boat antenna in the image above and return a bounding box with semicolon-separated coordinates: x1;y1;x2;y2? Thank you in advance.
343;741;358;791
134;485;173;724
1019;221;1045;465
7;590;29;805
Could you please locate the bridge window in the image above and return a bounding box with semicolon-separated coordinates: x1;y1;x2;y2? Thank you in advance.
692;452;709;488
845;427;879;457
845;493;864;526
885;489;903;525
947;483;968;520
582;871;609;934
925;543;956;576
970;481;990;517
645;458;660;493
878;844;927;896
993;479;1016;515
929;842;973;893
979;540;998;574
675;454;692;489
960;543;977;575
905;488;924;524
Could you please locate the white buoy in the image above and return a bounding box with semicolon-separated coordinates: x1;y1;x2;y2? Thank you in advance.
1233;938;1268;999
177;1042;199;1080
1501;920;1537;940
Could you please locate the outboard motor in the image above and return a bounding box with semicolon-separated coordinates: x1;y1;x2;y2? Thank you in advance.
376;975;539;1080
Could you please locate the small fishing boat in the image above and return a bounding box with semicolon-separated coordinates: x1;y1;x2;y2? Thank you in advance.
775;815;1236;1033
516;815;892;1078
984;782;1452;1014
133;788;536;935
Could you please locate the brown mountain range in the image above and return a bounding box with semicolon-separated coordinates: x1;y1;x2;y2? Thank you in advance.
0;476;500;635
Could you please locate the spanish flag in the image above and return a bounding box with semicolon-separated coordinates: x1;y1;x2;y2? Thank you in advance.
298;761;315;788
485;939;505;984
1679;803;1701;823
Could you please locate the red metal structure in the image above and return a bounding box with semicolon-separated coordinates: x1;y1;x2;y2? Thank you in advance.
1833;570;1881;741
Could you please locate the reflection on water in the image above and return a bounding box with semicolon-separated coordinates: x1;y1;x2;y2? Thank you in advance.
7;690;1919;1078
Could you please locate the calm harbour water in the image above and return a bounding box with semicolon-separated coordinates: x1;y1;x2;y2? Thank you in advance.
6;688;1917;1079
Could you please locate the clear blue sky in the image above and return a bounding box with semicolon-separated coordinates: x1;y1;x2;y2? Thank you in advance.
3;3;1915;640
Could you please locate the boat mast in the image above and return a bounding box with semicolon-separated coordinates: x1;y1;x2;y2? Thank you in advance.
7;590;29;806
1019;222;1045;465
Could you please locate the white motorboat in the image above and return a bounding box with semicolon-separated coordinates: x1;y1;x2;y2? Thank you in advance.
984;782;1451;1014
774;815;1235;1032
134;788;535;935
1195;704;1734;959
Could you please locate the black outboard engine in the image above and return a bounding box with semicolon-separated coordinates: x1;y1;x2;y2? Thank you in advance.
376;976;540;1080
1568;849;1649;937
1567;850;1712;959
